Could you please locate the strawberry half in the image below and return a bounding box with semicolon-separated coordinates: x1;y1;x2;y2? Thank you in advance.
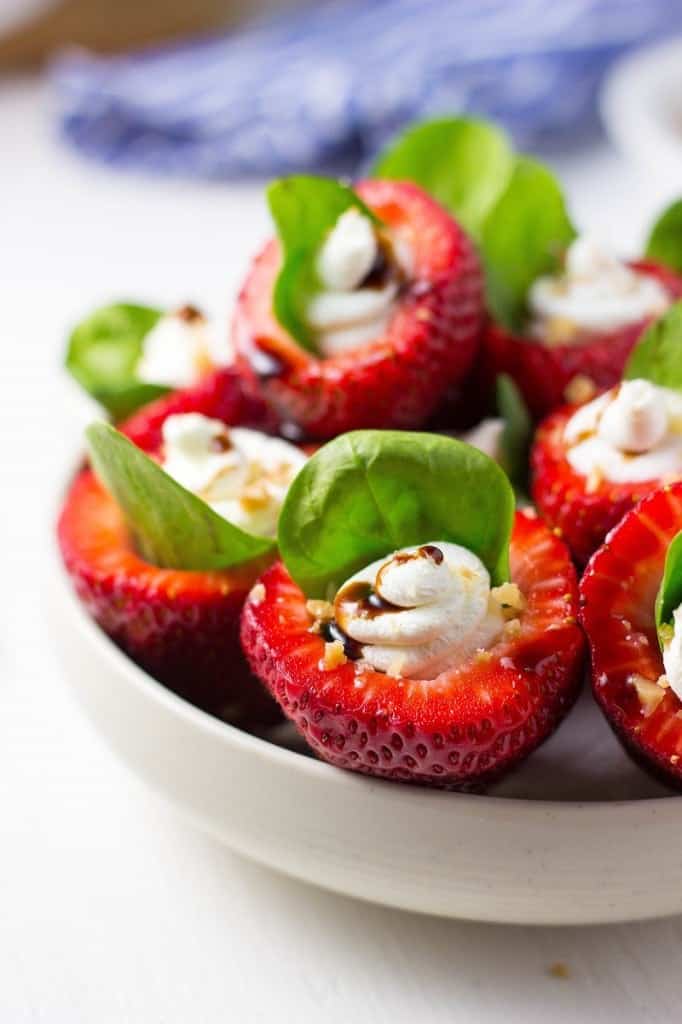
121;364;276;453
482;261;682;420
580;483;682;788
240;510;584;788
58;468;277;720
531;402;662;566
233;180;484;439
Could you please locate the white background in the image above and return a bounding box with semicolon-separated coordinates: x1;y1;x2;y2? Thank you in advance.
2;76;682;1022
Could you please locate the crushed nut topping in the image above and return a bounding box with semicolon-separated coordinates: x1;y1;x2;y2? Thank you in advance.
564;374;597;405
629;673;666;717
503;617;522;640
490;582;526;618
306;599;335;622
585;466;603;494
387;653;407;677
320;640;347;671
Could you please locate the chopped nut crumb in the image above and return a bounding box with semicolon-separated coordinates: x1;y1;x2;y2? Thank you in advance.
490;582;527;617
659;623;674;646
475;649;493;664
585;466;603;494
503;617;522;640
240;481;271;511
388;653;407;677
320;640;347;671
249;582;266;605
545;317;578;347
548;962;570;980
564;374;597;405
306;599;335;622
629;674;666;717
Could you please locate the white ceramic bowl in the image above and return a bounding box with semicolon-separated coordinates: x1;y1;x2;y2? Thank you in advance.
48;521;682;926
601;36;682;191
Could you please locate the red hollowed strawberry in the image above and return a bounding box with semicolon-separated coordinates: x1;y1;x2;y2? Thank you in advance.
530;402;652;566
57;414;309;721
240;430;584;789
58;467;276;719
532;305;682;565
580;483;682;788
483;260;682;420
65;301;241;421
241;510;583;788
233;178;483;439
121;364;276;453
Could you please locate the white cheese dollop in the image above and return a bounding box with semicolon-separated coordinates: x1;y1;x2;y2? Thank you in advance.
564;379;682;484
334;542;507;679
663;606;682;702
528;236;669;340
161;413;306;537
306;207;410;357
137;307;232;388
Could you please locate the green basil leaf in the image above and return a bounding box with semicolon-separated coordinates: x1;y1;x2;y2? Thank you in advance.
372;116;515;239
268;175;378;352
66;303;167;419
481;157;576;332
624;300;682;389
645;199;682;273
278;430;514;598
496;374;532;490
656;530;682;646
86;423;276;571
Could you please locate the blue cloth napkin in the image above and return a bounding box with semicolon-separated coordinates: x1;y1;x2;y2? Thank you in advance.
53;0;682;179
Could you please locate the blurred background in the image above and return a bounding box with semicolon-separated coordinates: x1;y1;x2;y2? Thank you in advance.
3;3;682;1021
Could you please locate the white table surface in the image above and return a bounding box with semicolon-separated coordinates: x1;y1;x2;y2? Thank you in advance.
3;75;682;1023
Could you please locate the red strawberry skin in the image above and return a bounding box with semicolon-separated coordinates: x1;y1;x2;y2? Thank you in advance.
232;180;484;439
482;261;682;420
58;469;277;720
580;483;682;788
240;510;584;788
120;364;277;453
531;402;661;566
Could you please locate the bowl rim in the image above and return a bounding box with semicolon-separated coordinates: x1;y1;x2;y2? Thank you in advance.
51;522;681;817
601;35;682;173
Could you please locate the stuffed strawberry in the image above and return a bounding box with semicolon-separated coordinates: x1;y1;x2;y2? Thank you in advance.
58;412;307;719
232;175;484;439
580;481;682;788
531;302;682;565
484;250;682;420
482;189;682;419
65;301;235;419
374;117;682;421
240;431;584;788
120;364;276;454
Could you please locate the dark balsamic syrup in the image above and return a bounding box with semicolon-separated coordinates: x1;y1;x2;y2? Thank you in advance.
321;620;363;661
335;580;401;620
176;304;203;323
